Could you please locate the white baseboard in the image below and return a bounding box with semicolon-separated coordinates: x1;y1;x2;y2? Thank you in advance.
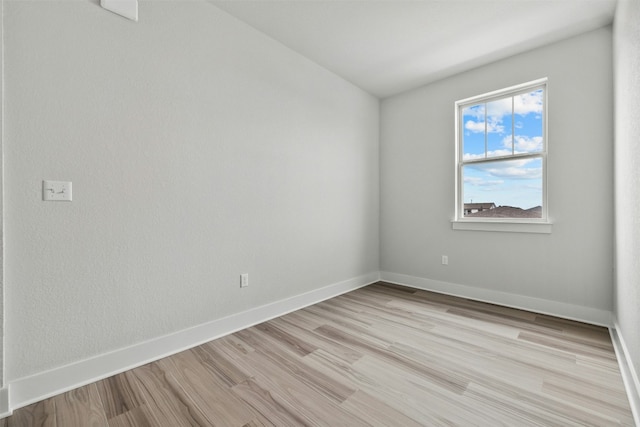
610;322;640;426
0;386;10;419
6;271;380;413
380;271;613;327
5;270;622;420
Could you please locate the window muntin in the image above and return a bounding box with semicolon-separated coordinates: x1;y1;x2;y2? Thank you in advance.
456;79;547;221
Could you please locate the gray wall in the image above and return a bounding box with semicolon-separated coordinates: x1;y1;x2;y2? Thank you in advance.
380;28;614;316
0;0;4;389
614;0;640;390
4;1;379;380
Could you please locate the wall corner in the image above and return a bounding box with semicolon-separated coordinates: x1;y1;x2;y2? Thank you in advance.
610;321;640;426
0;385;10;419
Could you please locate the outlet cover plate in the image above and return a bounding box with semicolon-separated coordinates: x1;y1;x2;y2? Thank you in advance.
43;180;72;201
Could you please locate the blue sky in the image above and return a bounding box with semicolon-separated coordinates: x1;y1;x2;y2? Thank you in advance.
461;89;543;209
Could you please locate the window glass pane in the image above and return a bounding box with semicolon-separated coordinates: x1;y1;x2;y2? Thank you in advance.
513;89;544;154
462;104;485;160
462;158;543;218
486;97;512;158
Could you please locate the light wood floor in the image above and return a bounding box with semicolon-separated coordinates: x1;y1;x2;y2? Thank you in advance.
2;282;634;426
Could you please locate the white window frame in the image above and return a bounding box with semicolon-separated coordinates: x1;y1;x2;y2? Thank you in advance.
452;78;552;234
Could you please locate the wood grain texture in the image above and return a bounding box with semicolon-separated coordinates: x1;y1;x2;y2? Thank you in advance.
96;372;148;420
53;384;107;427
1;399;56;427
126;362;209;426
2;282;634;426
95;370;159;427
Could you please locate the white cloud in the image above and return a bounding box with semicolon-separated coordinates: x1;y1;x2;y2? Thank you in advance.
464;176;504;187
514;89;543;116
486;98;511;118
465;120;485;133
485;166;542;180
465;119;504;134
466;158;542;180
462;104;484;120
481;90;542;117
514;135;543;152
501;135;543;153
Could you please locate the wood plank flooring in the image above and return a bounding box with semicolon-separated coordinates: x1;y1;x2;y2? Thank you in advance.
2;282;634;426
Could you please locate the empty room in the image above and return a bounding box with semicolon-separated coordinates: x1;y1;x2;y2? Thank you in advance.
0;0;638;425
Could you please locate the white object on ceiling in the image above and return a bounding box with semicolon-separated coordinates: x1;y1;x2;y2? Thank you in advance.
101;0;138;22
210;0;616;98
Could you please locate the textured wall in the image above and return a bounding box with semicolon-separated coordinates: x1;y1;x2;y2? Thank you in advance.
380;28;614;313
614;0;640;387
4;1;379;380
0;0;4;388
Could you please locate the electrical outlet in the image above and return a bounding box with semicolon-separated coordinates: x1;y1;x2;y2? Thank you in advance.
442;255;449;265
240;273;249;288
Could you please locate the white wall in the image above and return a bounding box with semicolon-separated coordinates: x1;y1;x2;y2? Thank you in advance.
614;0;640;396
380;28;614;321
4;1;379;381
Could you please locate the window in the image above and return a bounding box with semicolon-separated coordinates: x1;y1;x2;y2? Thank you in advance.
454;79;549;230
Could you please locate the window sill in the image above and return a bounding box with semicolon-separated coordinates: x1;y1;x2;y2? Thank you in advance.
451;220;552;234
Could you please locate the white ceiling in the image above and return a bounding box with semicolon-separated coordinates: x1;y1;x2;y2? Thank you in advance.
210;0;616;98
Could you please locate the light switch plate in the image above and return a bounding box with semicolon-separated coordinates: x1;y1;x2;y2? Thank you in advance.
43;180;72;201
